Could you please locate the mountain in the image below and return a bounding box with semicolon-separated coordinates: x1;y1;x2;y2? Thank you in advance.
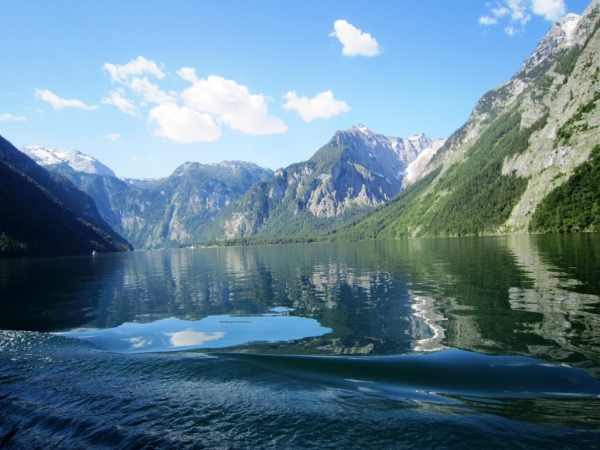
402;137;447;187
0;135;132;257
207;126;440;239
21;146;117;177
335;2;600;240
39;158;274;249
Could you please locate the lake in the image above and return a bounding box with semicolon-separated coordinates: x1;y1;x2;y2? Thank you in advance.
1;235;599;449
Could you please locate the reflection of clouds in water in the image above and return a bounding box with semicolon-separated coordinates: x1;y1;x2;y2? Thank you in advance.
270;307;295;313
127;337;154;349
167;330;225;347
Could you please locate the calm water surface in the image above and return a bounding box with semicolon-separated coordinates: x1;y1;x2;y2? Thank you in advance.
1;235;599;449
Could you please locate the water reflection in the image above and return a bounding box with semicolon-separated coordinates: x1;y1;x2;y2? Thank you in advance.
506;235;600;367
1;236;599;369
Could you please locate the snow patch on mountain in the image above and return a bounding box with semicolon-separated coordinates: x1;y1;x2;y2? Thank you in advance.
20;146;116;177
403;138;447;187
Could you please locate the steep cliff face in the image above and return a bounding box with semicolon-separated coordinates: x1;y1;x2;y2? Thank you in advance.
212;126;438;239
338;0;600;239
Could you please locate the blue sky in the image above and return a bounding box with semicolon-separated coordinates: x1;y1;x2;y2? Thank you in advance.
0;0;592;178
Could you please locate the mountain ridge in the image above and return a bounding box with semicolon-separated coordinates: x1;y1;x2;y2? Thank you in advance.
207;125;440;240
0;135;132;257
332;0;600;240
22;127;440;247
21;146;117;178
37;157;274;249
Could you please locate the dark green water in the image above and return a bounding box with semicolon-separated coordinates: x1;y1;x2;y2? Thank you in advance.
1;235;599;448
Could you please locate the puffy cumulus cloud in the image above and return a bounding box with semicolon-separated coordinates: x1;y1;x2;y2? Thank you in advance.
103;56;165;83
479;0;566;35
532;0;566;21
177;67;198;83
148;103;222;143
101;58;287;144
129;76;175;105
0;113;26;121
479;16;498;25
329;20;381;57
35;89;98;110
101;91;139;116
180;74;288;135
282;90;350;122
105;133;121;141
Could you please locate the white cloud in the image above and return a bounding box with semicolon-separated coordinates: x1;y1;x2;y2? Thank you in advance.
180;74;288;135
105;133;121;140
282;90;350;122
479;16;498;25
101;59;287;144
177;67;198;83
129;76;175;105
506;0;531;24
148;103;222;143
0;113;26;122
330;20;381;57
101;91;139;116
532;0;566;21
168;330;225;347
35;89;98;110
492;6;510;17
103;56;165;83
480;0;565;34
131;156;141;162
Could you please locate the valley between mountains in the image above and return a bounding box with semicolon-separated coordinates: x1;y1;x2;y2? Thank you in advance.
2;0;600;256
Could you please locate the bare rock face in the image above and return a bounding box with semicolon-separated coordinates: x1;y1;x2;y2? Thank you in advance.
307;126;410;217
337;0;600;239
523;13;581;70
29;153;274;249
217;126;441;238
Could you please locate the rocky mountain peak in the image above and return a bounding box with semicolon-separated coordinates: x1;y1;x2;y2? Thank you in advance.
333;126;438;165
355;124;372;135
20;146;116;177
522;12;581;71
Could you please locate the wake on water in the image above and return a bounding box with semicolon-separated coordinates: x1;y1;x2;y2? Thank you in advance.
1;330;600;449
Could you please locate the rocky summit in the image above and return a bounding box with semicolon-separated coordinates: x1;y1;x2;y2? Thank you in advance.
211;126;441;240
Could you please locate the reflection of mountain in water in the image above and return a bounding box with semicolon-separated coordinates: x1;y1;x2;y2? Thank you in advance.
506;235;600;366
66;244;440;354
2;237;599;363
405;235;600;372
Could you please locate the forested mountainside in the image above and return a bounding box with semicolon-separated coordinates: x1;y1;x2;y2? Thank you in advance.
0;135;132;257
42;160;274;249
206;126;441;240
334;1;600;240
